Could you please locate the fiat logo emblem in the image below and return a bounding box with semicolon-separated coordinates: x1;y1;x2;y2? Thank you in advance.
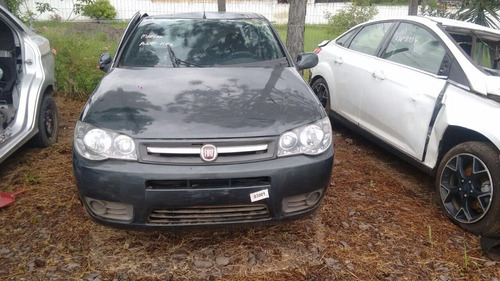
200;144;218;162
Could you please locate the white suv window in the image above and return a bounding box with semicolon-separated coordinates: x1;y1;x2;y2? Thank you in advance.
383;22;447;75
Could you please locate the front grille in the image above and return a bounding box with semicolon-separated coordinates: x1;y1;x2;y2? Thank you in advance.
138;138;276;164
148;204;269;224
146;177;270;190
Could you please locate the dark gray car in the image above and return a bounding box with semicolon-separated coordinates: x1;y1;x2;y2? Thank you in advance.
73;12;333;230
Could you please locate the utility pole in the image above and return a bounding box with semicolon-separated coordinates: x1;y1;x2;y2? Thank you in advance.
218;0;226;12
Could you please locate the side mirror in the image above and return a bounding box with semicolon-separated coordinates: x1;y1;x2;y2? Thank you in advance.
98;53;112;73
0;67;3;80
296;52;318;71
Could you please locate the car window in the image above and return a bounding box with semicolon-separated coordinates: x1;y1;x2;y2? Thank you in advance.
383;22;447;75
335;28;356;47
118;18;286;68
348;23;392;56
448;30;500;76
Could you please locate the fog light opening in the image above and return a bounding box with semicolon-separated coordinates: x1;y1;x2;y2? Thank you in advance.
84;197;134;222
282;188;325;214
89;199;107;215
306;190;322;206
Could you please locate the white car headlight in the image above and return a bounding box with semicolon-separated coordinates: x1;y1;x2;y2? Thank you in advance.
278;117;332;157
74;121;137;161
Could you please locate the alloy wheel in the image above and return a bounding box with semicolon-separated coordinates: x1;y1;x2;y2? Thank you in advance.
439;153;493;224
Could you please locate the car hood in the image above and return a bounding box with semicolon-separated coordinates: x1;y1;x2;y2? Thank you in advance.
81;67;324;139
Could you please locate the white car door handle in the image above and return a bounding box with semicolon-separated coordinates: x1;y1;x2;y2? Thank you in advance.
372;71;386;80
334;57;343;64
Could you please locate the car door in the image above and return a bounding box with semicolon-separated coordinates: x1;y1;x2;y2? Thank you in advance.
358;21;448;160
328;22;393;124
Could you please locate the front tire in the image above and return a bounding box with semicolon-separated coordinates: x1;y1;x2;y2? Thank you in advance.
31;94;59;148
311;77;331;115
436;141;500;237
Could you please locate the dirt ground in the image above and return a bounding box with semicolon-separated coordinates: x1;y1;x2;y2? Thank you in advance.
0;96;499;280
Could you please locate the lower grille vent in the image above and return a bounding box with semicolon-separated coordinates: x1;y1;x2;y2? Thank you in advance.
147;177;270;190
148;204;269;224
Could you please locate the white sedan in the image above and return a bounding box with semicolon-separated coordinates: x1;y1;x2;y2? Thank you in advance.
310;16;500;237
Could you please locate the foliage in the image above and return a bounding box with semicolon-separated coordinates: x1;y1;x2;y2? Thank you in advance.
82;0;116;22
419;0;457;18
35;21;121;99
5;0;96;23
6;0;22;18
420;0;500;28
456;0;500;28
73;0;93;15
24;172;40;185
324;0;378;37
371;0;407;4
35;2;56;14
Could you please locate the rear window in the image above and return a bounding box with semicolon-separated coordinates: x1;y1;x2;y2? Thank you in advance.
119;18;287;68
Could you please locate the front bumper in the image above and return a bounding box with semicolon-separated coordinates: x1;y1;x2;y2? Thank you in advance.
73;146;333;230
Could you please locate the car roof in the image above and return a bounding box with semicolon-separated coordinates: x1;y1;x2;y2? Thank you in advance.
145;12;267;20
363;15;500;36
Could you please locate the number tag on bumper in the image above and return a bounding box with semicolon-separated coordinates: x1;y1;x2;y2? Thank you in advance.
250;189;269;202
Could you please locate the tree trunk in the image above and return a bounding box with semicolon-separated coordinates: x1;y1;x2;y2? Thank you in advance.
408;0;419;15
218;0;226;12
0;0;7;9
286;0;307;63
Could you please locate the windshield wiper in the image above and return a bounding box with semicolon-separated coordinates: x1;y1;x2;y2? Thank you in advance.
177;59;203;67
166;44;203;68
167;44;179;68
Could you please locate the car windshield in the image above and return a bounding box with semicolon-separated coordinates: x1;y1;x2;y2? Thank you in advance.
119;18;287;68
446;27;500;76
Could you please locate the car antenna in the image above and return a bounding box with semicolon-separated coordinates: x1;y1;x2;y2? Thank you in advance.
202;0;206;19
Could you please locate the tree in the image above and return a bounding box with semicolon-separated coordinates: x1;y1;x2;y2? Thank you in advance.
408;0;419;15
457;0;500;28
218;0;226;12
286;0;307;63
82;0;116;22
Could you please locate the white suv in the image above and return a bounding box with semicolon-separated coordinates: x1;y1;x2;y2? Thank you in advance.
311;16;500;237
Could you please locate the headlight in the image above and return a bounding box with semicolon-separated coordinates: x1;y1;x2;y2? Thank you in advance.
74;121;137;161
278;117;332;157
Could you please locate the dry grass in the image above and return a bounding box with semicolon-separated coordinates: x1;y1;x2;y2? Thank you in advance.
0;96;499;280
